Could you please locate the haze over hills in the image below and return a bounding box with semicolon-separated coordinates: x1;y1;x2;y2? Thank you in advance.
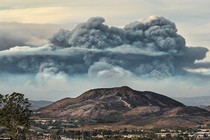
37;86;210;128
174;96;210;107
30;100;53;110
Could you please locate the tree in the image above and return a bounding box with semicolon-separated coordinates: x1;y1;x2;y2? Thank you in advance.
0;92;31;139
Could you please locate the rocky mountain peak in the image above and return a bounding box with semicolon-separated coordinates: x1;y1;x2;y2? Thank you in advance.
36;86;210;128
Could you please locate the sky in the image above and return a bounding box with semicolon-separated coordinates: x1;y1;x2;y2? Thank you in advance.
0;0;210;101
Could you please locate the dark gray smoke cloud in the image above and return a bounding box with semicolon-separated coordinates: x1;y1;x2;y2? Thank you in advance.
0;16;209;78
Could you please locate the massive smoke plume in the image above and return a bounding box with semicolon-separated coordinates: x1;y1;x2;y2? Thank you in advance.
0;16;209;78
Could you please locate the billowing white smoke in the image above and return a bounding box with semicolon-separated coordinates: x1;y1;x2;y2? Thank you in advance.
88;61;132;78
0;16;209;78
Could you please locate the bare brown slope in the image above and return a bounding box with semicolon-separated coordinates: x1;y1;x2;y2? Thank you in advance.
37;86;210;128
77;86;185;107
38;86;185;118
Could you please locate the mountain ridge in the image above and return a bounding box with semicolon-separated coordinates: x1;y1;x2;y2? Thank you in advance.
37;86;210;128
39;86;185;113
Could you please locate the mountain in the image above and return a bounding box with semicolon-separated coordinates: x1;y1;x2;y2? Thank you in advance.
38;86;184;117
30;100;52;110
37;86;210;128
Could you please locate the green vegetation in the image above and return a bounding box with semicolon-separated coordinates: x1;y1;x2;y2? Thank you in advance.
0;92;31;139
